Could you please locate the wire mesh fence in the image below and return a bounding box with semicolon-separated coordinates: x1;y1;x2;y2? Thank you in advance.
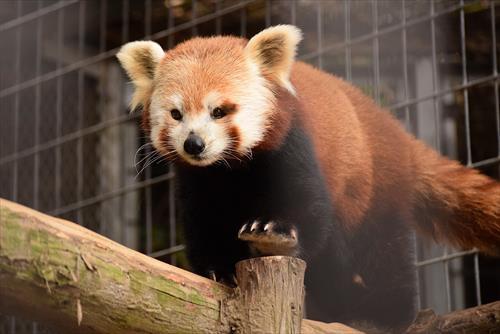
0;0;499;332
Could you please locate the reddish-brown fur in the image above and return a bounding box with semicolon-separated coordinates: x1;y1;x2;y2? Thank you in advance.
141;101;151;134
135;34;499;255
155;37;252;115
263;61;500;253
254;87;294;151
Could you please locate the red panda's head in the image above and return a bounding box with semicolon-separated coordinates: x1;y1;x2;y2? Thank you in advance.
117;25;302;166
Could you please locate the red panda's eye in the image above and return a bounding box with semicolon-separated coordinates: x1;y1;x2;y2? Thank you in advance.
212;107;226;119
170;109;182;121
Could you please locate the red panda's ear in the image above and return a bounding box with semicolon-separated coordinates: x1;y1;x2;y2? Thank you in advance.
245;25;302;93
117;41;164;111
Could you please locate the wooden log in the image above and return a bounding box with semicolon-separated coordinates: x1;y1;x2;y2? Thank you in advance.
228;256;306;333
404;301;500;334
0;198;362;334
302;319;365;334
6;198;496;334
0;199;232;333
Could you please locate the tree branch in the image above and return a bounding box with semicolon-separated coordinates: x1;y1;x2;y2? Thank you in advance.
0;199;361;333
404;302;500;334
2;199;497;334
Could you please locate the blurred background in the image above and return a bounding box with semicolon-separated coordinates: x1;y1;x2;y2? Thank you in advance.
0;0;499;332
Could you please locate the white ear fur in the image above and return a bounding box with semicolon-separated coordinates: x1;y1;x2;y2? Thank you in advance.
117;41;164;110
244;25;302;93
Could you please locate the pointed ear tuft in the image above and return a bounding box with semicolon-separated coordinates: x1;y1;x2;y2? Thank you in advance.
117;41;164;110
245;25;302;93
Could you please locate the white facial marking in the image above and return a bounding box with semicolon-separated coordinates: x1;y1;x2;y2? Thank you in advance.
169;93;184;111
230;59;274;153
149;92;184;153
203;91;222;110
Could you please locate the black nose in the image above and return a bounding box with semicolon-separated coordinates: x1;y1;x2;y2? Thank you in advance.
184;134;205;155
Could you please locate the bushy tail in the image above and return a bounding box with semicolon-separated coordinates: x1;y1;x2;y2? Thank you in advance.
412;142;500;255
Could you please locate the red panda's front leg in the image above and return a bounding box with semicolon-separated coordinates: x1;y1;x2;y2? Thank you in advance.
238;219;299;257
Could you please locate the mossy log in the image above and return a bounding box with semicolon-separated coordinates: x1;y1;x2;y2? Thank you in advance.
3;199;496;333
0;199;361;334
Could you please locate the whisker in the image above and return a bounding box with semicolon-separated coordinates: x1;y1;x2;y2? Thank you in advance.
223;151;243;164
135;151;159;174
134;142;154;167
135;150;158;167
135;151;175;178
135;152;167;179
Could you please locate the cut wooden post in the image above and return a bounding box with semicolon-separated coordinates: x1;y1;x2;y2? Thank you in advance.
225;256;306;333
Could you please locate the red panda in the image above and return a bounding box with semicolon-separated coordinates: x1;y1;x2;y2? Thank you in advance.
117;25;500;330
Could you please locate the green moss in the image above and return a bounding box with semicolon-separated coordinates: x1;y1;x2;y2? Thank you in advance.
90;256;128;285
0;206;18;222
1;219;29;259
1;207;78;287
0;204;225;333
129;269;219;310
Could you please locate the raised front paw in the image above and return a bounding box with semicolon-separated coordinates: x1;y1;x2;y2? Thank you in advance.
238;220;298;256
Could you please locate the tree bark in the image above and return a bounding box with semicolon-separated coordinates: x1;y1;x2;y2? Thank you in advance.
0;199;232;333
228;256;306;333
404;302;500;334
0;198;361;334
